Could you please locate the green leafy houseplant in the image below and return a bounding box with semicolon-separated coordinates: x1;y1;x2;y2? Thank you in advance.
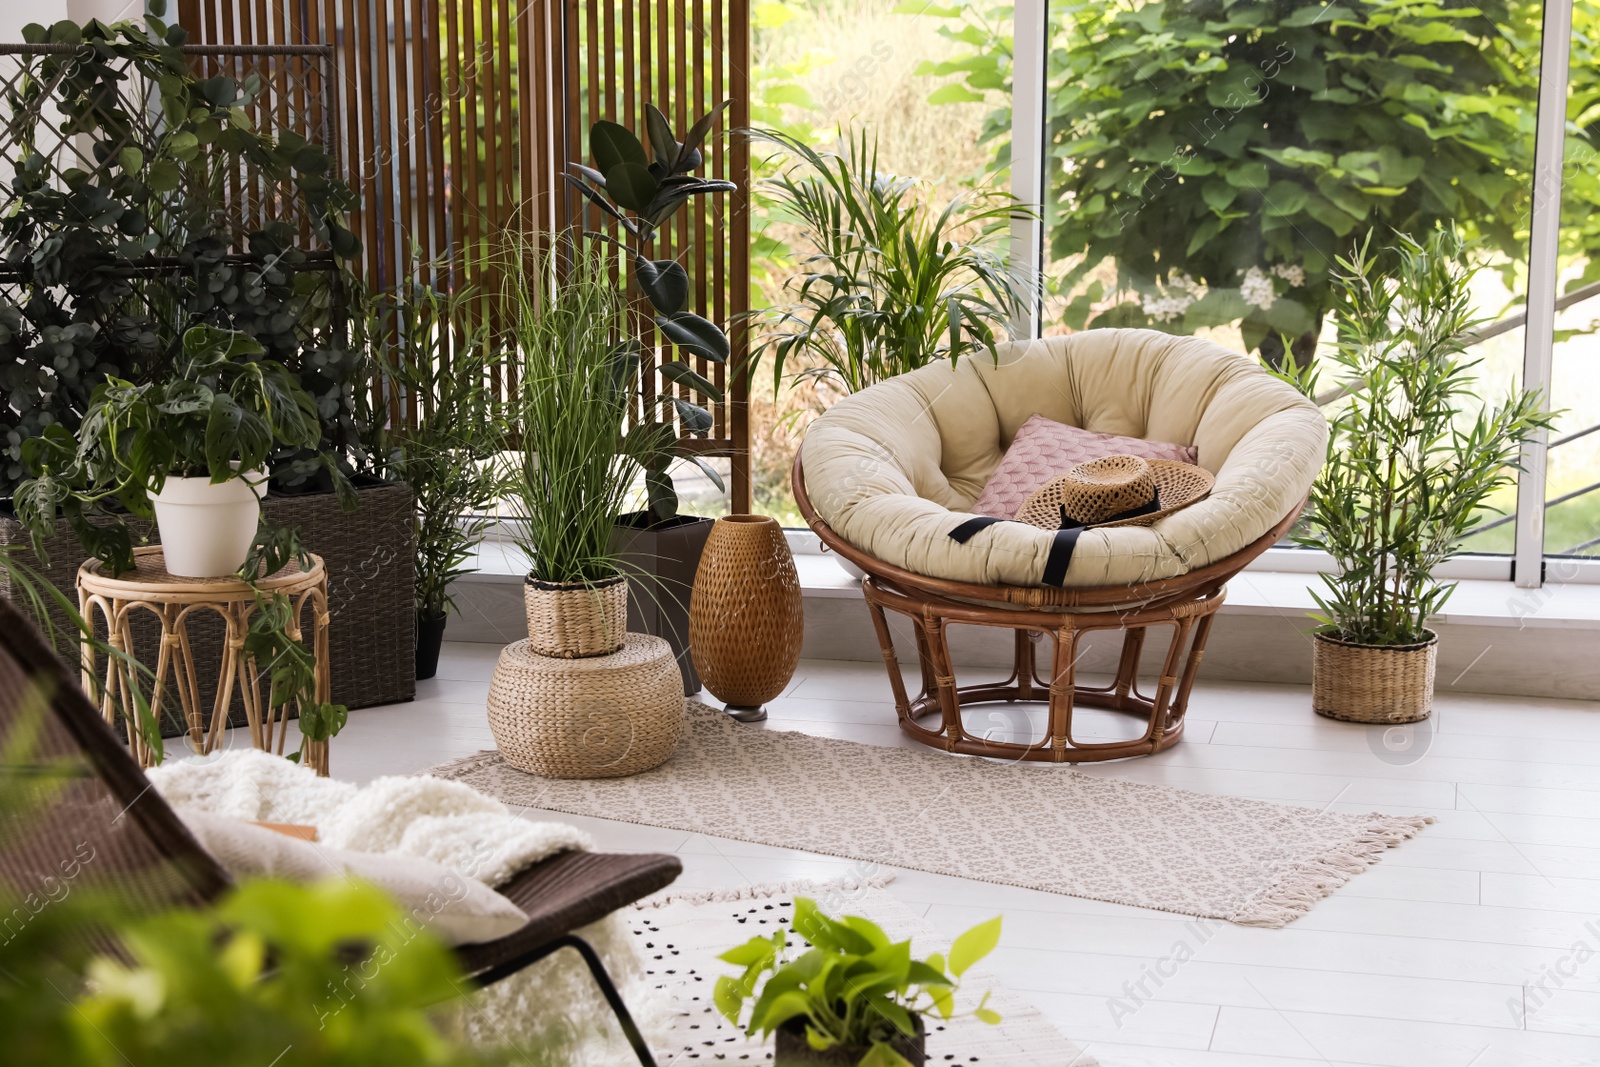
565;102;736;521
743;127;1033;398
13;325;349;575
380;281;507;642
715;897;1002;1067
13;325;351;758
1298;230;1557;648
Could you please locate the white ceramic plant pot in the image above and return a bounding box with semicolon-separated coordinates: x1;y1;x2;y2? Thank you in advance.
152;471;266;578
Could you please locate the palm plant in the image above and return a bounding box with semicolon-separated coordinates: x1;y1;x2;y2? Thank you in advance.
382;281;507;622
1297;231;1558;646
501;237;638;585
744;127;1035;396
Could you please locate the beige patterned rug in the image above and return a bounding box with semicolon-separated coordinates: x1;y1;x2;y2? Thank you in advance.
431;702;1431;928
632;878;1097;1065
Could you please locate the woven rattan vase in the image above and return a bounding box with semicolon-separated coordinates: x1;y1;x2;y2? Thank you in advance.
523;575;628;658
1312;631;1438;724
688;515;804;711
486;633;684;777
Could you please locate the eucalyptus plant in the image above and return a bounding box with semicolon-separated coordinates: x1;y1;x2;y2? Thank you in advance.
0;10;364;496
1297;231;1558;646
13;325;349;576
715;896;1002;1067
379;281;507;621
743;127;1033;397
565;102;736;520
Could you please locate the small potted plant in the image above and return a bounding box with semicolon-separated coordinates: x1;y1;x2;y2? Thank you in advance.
1298;230;1557;723
14;325;340;578
566;100;736;691
714;897;1002;1067
382;281;507;679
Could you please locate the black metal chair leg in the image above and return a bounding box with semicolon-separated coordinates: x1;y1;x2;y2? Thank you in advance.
472;934;658;1067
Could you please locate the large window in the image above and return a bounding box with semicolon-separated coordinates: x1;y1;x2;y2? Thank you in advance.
748;0;1599;585
746;0;1014;524
1545;0;1600;562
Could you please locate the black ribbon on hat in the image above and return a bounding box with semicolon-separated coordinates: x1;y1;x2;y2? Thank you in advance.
947;490;1163;588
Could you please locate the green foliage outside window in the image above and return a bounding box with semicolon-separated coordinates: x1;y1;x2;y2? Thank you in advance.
905;0;1600;362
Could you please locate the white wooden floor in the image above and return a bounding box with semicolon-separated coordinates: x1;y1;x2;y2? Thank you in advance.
323;643;1600;1067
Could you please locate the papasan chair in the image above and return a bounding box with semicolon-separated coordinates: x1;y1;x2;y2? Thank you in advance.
793;328;1327;762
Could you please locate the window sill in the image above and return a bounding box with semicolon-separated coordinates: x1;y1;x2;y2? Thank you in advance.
458;533;1600;630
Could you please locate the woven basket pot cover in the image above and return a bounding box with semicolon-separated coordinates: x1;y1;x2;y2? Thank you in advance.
688;516;804;706
1312;631;1438;725
523;575;628;658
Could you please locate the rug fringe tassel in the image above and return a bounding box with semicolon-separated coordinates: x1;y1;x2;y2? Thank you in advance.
1229;813;1436;929
634;872;898;909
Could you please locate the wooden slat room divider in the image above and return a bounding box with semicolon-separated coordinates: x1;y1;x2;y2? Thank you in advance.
176;0;752;511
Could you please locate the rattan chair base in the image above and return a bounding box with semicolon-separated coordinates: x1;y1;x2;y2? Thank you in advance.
793;454;1303;764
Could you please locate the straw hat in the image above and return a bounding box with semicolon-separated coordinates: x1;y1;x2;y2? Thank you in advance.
1016;455;1214;531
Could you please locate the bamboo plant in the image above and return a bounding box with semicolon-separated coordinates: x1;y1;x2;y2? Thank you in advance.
743;127;1035;397
1296;231;1558;646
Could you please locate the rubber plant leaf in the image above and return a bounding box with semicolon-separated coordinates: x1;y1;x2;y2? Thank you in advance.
644;103;680;170
668;397;714;434
590;119;648;175
635;255;690;314
656;312;730;363
658;359;723;400
604;161;659;214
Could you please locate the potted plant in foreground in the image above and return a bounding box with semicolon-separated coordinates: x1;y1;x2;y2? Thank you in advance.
382;281;507;679
1298;231;1557;723
14;325;343;578
715;897;1002;1066
566;100;736;693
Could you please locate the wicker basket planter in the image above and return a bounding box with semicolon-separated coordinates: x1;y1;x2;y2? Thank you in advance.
486;633;684;778
523;575;628;658
688;515;804;716
0;479;415;731
1312;630;1438;724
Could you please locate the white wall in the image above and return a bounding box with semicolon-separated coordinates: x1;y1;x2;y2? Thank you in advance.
1;1;70;43
1;0;145;43
66;0;146;26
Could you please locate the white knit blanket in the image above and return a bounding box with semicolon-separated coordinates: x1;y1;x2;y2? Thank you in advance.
147;749;663;1064
148;749;591;885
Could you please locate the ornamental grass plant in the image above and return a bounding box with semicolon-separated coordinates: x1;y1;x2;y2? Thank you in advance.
501;236;637;586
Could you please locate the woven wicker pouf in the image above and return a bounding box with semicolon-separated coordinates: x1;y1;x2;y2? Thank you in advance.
486;633;685;778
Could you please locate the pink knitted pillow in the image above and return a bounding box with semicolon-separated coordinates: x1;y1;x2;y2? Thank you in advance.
972;414;1200;519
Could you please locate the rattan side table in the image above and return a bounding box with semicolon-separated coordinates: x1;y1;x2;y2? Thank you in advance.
76;546;333;775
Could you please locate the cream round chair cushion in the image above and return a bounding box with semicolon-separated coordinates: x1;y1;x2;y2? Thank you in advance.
799;329;1328;589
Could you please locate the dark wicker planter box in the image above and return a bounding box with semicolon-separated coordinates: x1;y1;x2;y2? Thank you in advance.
0;480;416;736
